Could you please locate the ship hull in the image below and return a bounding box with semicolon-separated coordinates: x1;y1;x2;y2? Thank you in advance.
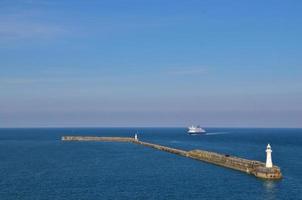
188;132;206;135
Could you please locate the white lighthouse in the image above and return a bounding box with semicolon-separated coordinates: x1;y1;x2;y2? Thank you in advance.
265;144;273;168
134;133;138;141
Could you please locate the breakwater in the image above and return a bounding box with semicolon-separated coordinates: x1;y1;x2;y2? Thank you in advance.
61;136;282;180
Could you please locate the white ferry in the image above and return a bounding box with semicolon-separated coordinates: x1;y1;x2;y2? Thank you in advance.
187;125;206;135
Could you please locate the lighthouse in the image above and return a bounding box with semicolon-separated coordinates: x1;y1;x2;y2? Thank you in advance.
265;144;273;168
134;133;138;141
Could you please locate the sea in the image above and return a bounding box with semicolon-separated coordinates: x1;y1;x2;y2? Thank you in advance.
0;128;301;200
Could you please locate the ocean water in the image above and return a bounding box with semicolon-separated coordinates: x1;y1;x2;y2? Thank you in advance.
0;128;301;200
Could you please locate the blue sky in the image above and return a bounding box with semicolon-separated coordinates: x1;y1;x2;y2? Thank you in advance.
0;0;301;127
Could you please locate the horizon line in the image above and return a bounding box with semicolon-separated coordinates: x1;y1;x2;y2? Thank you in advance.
0;126;301;129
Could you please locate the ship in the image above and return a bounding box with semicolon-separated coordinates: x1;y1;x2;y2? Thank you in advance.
187;125;206;134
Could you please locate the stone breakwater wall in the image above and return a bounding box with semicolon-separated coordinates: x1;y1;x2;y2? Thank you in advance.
133;140;187;156
61;136;282;180
62;136;135;142
187;150;282;179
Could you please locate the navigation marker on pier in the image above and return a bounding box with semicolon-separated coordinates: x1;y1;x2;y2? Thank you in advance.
266;144;273;168
134;133;138;141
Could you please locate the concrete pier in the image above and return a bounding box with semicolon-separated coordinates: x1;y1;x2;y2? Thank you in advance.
61;136;282;180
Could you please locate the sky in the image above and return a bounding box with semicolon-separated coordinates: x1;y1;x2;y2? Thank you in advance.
0;0;301;128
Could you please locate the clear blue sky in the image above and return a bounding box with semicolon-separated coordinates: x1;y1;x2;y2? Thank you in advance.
0;0;301;127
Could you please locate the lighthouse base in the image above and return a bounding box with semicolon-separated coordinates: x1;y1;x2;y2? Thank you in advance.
253;166;282;180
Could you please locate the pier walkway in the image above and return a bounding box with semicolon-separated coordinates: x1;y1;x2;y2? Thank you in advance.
62;136;282;180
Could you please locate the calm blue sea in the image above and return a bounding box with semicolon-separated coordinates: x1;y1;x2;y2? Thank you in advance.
0;128;301;200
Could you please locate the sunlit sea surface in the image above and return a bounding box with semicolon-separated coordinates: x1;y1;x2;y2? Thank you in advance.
0;128;301;200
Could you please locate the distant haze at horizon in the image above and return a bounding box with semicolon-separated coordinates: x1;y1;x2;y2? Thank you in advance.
2;110;301;128
0;0;301;128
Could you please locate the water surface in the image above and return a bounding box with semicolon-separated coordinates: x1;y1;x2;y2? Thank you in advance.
0;128;301;200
